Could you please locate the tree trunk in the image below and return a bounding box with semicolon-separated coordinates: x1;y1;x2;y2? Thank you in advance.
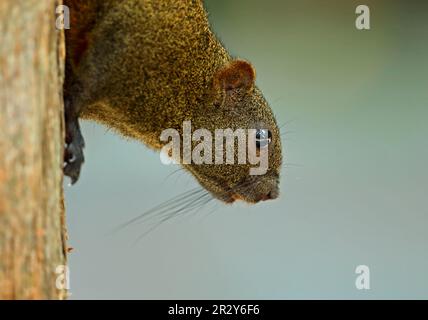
0;0;68;299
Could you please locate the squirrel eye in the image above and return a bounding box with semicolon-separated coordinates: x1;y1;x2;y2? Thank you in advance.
255;129;272;149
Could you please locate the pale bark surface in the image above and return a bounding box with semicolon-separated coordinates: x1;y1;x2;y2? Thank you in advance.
0;0;68;299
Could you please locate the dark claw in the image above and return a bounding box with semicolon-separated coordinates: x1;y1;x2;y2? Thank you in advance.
64;138;84;184
63;97;85;185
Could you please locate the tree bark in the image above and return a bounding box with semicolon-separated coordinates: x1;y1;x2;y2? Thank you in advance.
0;0;68;299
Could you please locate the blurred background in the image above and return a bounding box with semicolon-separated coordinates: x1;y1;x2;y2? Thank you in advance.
65;0;428;299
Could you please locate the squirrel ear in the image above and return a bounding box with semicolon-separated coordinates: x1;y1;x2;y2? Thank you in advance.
214;60;256;92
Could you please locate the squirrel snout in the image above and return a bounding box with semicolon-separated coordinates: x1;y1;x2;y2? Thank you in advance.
229;180;279;203
239;177;279;203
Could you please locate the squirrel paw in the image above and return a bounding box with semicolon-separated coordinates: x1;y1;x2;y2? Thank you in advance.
64;123;85;185
63;100;85;185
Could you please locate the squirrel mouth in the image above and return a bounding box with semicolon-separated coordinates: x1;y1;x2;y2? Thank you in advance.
226;192;270;204
219;190;261;204
227;193;254;204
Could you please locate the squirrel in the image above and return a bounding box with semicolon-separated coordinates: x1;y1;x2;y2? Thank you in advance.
63;0;282;204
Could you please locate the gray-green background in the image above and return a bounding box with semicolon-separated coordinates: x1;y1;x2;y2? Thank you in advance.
66;0;428;299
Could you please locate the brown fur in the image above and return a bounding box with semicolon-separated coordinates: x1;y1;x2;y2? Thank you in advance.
64;0;282;203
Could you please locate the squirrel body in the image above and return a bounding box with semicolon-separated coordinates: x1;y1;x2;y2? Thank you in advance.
64;0;282;203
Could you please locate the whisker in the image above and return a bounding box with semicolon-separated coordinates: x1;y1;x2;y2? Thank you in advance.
133;189;207;225
109;187;204;234
145;192;211;224
132;192;213;243
281;130;295;137
199;201;220;222
270;96;284;106
182;194;215;221
239;180;262;196
161;167;185;185
279;119;296;130
284;162;303;168
225;178;258;198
